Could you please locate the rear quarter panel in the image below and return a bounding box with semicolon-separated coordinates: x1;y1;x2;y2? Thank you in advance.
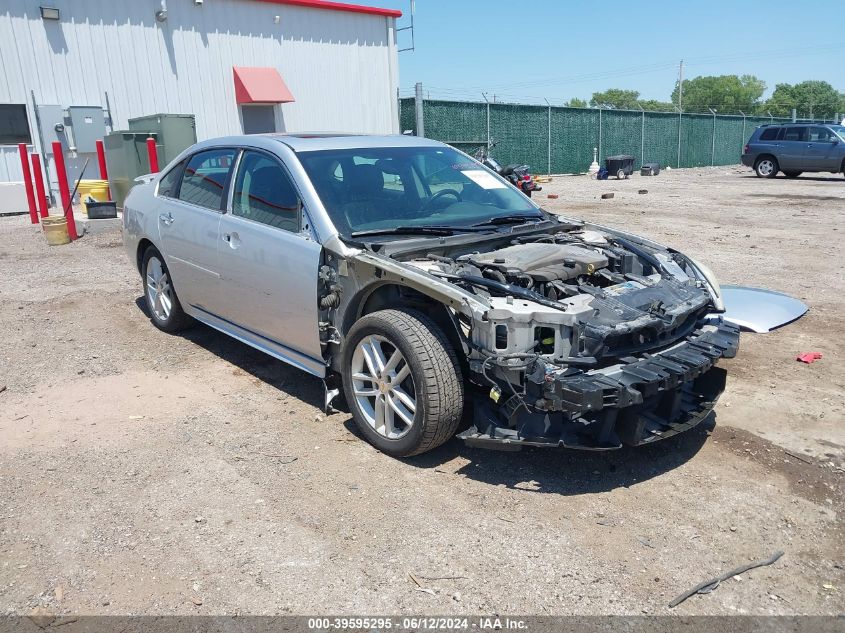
122;181;161;273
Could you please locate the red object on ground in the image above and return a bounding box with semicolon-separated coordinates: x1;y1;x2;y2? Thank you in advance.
547;194;559;199
30;154;49;219
52;141;77;240
95;139;111;200
146;137;159;173
18;143;38;224
796;352;823;364
233;66;296;104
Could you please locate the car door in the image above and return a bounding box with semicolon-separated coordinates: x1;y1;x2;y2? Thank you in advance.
216;148;323;370
805;127;841;171
157;148;236;313
778;126;808;170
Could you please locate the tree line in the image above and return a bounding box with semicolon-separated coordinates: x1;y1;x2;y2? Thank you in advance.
564;76;845;119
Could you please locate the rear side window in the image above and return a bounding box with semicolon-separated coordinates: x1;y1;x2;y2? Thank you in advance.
759;128;780;141
232;150;300;232
178;149;236;210
782;127;808;142
157;159;186;198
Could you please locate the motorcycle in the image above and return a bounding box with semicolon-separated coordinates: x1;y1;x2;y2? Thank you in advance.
473;142;541;198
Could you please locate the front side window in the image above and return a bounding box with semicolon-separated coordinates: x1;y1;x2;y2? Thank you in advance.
808;127;835;142
231;150;300;232
178;149;236;210
782;127;808;142
297;146;538;237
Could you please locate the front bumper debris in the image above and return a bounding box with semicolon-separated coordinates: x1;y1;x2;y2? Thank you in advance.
459;319;740;450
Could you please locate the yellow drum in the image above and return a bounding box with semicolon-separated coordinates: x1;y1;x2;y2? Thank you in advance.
76;179;110;213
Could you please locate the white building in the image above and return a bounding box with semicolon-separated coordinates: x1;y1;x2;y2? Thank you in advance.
0;0;402;207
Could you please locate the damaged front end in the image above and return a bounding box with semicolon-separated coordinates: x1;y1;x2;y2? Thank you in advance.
394;223;740;450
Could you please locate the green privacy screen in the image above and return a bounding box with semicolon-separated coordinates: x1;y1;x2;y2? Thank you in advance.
399;98;793;174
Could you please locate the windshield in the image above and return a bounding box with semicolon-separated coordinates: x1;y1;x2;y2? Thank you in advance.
297;146;540;237
833;125;845;141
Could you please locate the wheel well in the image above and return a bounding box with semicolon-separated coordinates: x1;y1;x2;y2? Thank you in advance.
136;238;154;273
344;283;467;361
755;154;777;167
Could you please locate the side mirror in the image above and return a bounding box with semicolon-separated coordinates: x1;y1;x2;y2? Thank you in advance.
831;138;840;144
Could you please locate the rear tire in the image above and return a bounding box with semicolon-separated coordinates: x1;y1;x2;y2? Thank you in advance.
755;156;778;178
783;171;802;178
141;246;192;333
341;309;464;457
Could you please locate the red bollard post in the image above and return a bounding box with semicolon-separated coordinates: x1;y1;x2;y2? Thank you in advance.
52;141;77;240
95;139;111;200
146;137;159;173
30;154;49;219
18;143;38;223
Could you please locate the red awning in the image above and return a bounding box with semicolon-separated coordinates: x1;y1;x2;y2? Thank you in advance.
233;67;296;104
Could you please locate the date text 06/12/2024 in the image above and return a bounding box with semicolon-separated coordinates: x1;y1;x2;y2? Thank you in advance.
307;617;528;630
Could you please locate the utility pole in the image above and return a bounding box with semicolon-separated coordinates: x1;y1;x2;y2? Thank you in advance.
544;98;551;176
678;60;684;111
482;92;491;150
414;82;425;138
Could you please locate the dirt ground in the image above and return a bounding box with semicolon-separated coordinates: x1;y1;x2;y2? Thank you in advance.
0;167;842;617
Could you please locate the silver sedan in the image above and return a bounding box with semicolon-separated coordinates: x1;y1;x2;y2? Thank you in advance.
125;134;737;457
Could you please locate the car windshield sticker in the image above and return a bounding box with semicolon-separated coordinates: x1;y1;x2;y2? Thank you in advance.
462;169;507;189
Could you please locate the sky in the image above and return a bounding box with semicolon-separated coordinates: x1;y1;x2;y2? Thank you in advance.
393;0;845;105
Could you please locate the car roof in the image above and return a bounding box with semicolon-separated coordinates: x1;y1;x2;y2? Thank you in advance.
760;122;832;127
180;133;451;161
267;133;447;152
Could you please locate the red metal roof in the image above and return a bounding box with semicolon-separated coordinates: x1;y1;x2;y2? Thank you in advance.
252;0;402;18
233;67;296;104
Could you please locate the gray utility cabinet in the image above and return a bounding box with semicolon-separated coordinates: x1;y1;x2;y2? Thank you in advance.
67;106;107;153
128;114;196;167
104;131;159;209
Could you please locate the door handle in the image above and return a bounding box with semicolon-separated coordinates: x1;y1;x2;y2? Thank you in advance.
223;232;241;248
159;212;174;226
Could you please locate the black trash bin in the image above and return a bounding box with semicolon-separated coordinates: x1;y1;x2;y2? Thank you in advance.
641;162;661;176
605;155;635;179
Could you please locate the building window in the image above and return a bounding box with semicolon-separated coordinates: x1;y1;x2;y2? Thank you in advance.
241;105;277;135
0;104;32;145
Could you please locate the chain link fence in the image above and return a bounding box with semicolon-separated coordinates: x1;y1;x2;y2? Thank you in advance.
399;97;802;174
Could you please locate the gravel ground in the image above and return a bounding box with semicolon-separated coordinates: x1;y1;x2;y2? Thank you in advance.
0;167;842;616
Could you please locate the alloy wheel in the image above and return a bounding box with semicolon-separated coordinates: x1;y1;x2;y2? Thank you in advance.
350;334;417;440
146;255;173;322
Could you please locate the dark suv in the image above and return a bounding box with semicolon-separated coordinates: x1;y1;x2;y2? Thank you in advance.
742;123;845;178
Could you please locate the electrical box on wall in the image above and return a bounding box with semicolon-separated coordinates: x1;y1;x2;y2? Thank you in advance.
68;106;106;153
36;105;66;151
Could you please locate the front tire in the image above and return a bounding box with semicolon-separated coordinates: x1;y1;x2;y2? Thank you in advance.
141;246;192;333
341;309;464;457
755;156;778;178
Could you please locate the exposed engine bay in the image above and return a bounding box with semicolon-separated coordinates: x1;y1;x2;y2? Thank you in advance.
373;224;740;450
